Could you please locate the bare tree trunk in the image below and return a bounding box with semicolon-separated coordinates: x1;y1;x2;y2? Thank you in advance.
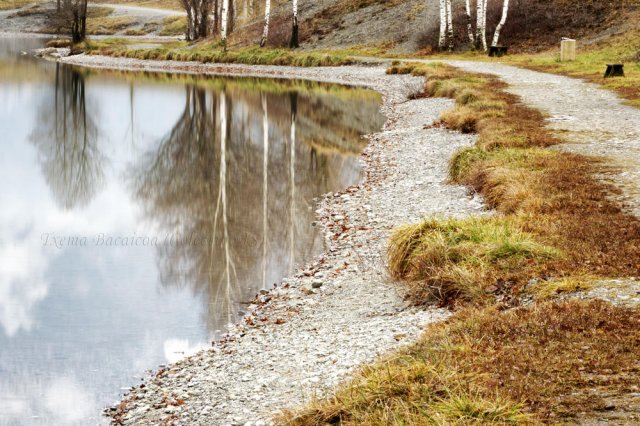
260;0;270;47
221;0;229;43
228;0;235;34
445;0;453;51
212;0;219;33
438;0;446;50
289;0;299;48
475;0;484;50
491;0;509;47
481;0;488;51
465;0;474;45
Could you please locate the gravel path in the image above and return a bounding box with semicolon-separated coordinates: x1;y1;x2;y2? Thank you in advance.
93;2;184;17
58;57;485;425
444;60;640;217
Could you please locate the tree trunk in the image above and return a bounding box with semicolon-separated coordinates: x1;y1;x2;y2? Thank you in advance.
481;0;488;51
445;0;453;51
438;0;446;50
289;0;299;48
474;0;489;51
491;0;509;47
185;4;195;41
465;0;474;45
212;0;219;33
260;0;270;47
228;0;235;34
221;0;229;42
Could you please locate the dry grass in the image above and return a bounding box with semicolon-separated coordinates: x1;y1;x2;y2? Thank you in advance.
386;62;640;306
282;300;640;424
83;39;354;67
158;15;186;36
388;217;561;306
0;0;41;11
526;275;598;300
97;0;181;10
86;15;136;35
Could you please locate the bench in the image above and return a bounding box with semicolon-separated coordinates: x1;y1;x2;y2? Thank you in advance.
488;46;508;57
604;64;625;78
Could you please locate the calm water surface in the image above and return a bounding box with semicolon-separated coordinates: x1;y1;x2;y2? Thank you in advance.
0;38;385;425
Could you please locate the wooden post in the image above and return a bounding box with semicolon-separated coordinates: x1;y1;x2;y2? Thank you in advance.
561;38;576;61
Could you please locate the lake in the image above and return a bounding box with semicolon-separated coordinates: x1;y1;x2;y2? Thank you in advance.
0;37;385;425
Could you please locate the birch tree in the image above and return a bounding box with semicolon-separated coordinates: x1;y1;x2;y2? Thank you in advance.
180;0;213;40
491;0;509;47
290;0;299;48
474;0;488;51
221;0;229;44
438;0;447;50
465;0;474;45
445;0;454;51
481;0;488;51
260;0;271;47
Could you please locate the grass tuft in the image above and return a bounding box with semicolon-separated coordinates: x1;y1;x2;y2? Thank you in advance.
388;217;561;305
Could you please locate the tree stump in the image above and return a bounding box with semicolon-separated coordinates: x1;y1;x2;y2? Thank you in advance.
488;46;508;57
604;64;625;78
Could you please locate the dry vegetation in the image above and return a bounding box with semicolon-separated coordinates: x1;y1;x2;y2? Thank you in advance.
0;0;41;10
283;300;640;424
82;38;354;67
385;62;640;307
283;62;640;423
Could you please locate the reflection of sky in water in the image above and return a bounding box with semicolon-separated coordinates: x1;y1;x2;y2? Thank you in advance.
0;38;384;425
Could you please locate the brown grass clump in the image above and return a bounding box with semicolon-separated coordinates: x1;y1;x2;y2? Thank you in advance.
281;300;640;424
388;217;561;306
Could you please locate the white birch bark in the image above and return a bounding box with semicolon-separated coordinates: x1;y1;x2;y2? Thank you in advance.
221;0;229;41
438;0;447;50
491;0;509;47
481;0;488;51
259;0;271;47
445;0;454;51
290;0;299;48
465;0;474;44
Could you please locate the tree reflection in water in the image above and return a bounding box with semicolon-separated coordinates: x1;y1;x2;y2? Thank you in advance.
133;81;384;332
30;64;103;210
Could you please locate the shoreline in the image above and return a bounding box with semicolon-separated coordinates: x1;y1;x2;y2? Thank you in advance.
57;55;486;425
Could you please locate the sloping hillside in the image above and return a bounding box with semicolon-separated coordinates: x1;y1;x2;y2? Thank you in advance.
229;0;638;53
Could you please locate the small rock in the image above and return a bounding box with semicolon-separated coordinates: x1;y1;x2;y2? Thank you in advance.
311;280;323;289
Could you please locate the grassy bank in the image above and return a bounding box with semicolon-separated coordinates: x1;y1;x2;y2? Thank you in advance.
82;39;354;67
385;61;640;307
283;300;640;424
282;62;640;423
